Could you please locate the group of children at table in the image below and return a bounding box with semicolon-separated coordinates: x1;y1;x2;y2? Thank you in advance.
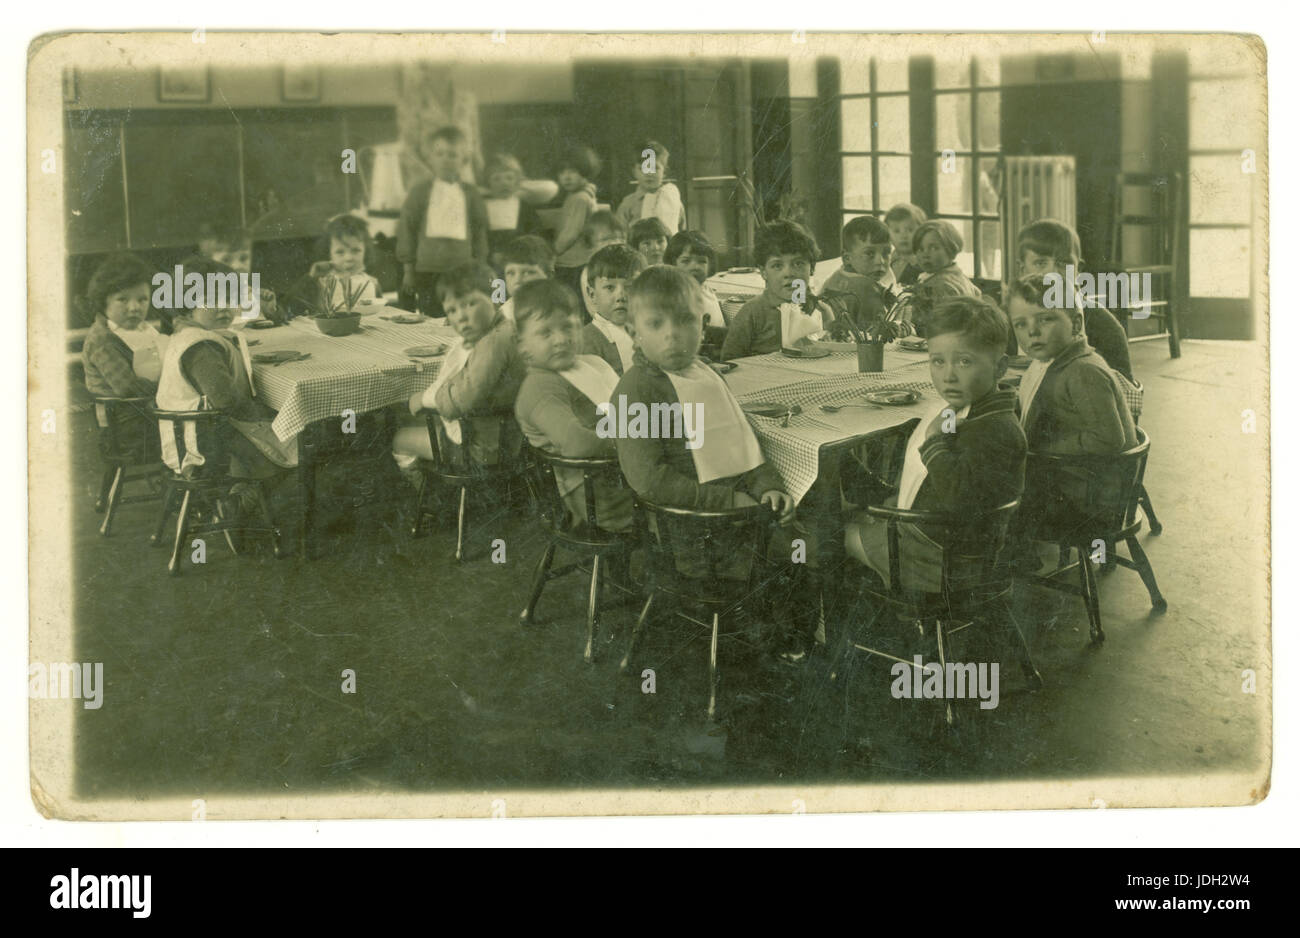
80;123;1139;657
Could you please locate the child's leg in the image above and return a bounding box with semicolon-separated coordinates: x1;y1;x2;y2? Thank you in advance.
391;417;435;472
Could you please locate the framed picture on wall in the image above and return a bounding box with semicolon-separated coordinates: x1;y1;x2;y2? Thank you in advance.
158;66;210;103
282;65;321;102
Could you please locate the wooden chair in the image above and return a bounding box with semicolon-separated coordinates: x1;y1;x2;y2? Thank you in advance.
1109;171;1185;358
837;500;1041;729
409;410;525;563
148;408;282;574
518;449;640;663
91;395;163;537
1017;429;1166;645
619;500;777;721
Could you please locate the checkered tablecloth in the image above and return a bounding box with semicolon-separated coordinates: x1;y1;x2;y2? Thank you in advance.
723;360;939;504
246;313;458;442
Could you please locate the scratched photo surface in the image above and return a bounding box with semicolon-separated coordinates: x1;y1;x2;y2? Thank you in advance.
28;32;1269;819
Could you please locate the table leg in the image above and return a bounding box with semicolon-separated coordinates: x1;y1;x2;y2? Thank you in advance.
298;435;316;560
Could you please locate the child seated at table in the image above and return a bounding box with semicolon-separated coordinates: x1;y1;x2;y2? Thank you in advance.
582;244;645;375
1016;219;1134;384
196;224;283;325
498;234;554;323
155;258;298;480
393;262;526;474
720;220;824;360
844;295;1025;593
81;252;169;399
616;139;685;235
665;230;724;328
513;278;634;532
908;220;982;335
578;210;627;320
398;125;491;317
629;216;671;268
298;213;383;314
615;265;809;658
483;153;543;270
821;215;913;335
552;146;603;300
884;203;927;286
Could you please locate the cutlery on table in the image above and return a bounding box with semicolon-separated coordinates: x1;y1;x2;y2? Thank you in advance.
820;403;883;413
272;353;311;366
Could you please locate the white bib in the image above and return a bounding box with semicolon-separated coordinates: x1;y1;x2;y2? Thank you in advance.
779;302;825;346
590;314;636;372
556;354;620;409
425;180;469;240
422;337;472;444
664;360;765;484
898;400;970;510
485;196;521;231
1017;359;1049;429
107;320;168;383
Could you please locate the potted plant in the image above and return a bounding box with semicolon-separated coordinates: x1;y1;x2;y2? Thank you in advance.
312;276;368;336
821;289;915;372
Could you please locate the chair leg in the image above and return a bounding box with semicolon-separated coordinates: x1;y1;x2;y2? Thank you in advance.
707;611;720;722
254;484;283;558
584;554;602;664
935;619;955;728
1076;546;1104;645
619;589;655;676
454;486;467;563
167;490;193;575
298;456;316;561
98;467;125;537
150;487;176;546
1126;536;1168;612
519;542;556;626
95;465;115;513
992;595;1043;691
409;474;429;537
1138;484;1163;535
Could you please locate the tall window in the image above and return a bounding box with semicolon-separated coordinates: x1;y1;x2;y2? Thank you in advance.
838;60;910;223
932;58;1001;280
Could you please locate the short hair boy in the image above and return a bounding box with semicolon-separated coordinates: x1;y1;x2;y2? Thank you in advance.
719;220;820;360
582;244;645;374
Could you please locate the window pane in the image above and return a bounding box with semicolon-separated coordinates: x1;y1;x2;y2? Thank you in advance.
876;60;908;92
840;58;871;94
976;92;1000;150
936;155;971;215
879;156;911;210
935;60;970;89
975;57;1001;87
1190;154;1253;225
975;218;1002;280
840;98;873;151
942;218;976;277
1189;228;1251;298
842;157;873;210
935;93;972;152
876;95;909;152
977;157;1001;216
1189;78;1257;149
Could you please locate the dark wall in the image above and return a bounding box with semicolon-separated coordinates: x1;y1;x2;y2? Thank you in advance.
1001;78;1123;277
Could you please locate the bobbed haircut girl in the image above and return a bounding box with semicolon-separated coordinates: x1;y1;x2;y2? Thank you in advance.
911;219;963;260
83;253;156;319
664;230;717;274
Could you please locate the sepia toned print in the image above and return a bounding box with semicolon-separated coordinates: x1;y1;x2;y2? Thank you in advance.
28;31;1268;820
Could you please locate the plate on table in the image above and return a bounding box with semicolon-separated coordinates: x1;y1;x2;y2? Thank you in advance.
404;344;446;359
897;336;928;351
865;388;923;406
245;319;279;330
1007;354;1032;369
708;360;737;375
383;312;424;324
781;346;831;359
742;402;803;418
252;350;304;364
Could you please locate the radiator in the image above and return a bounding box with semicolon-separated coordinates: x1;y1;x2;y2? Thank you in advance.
999;156;1077;282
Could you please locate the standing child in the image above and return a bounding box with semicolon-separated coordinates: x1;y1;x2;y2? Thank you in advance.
482;153;543;270
397;126;490;317
498;234;554;323
552;146;603;300
1016;219;1134;384
844;295;1026;593
615;139;685;235
81;253;169;398
629;217;671;268
393;262;526;473
720;220;825;359
582;244;645;375
665;230;723;328
884;203;927;286
513;278;634;532
577;210;627;320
